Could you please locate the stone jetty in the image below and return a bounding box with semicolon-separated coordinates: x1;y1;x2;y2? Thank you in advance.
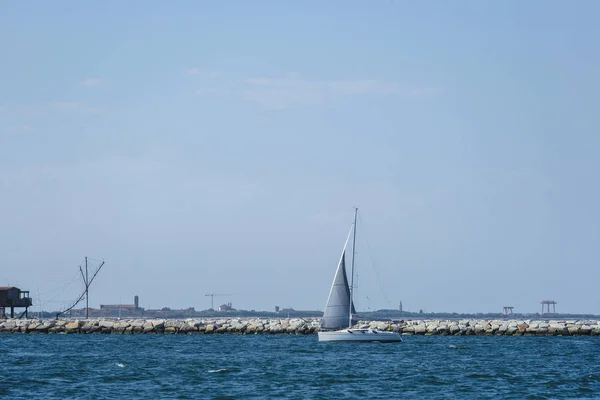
1;318;600;336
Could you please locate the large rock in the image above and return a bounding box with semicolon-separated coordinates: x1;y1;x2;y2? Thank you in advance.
82;321;101;334
142;322;155;333
130;320;145;328
1;320;17;332
579;325;592;335
165;320;184;329
179;324;197;334
506;326;517;335
229;320;246;333
152;320;165;330
435;325;449;335
99;320;114;329
568;325;580;335
65;320;82;333
115;321;131;330
35;322;55;333
413;324;426;335
401;325;415;334
250;322;264;332
27;323;41;332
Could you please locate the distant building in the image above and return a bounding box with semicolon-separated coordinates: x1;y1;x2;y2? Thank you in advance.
218;302;235;312
100;295;144;316
0;286;33;318
142;307;196;318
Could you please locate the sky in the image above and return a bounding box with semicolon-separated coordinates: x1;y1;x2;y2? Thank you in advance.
1;1;599;315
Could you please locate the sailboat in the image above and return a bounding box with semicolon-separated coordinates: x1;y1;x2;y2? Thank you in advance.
317;208;403;343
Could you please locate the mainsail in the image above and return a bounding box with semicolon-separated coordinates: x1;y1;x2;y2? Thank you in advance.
317;208;403;343
321;252;357;330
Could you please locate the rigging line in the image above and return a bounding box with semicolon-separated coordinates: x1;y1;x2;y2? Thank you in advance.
42;267;87;306
40;300;70;304
60;290;87;313
357;213;392;309
57;259;105;316
38;270;81;296
44;281;84;306
59;275;92;313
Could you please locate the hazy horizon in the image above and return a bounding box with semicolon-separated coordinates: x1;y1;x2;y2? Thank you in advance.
1;1;599;315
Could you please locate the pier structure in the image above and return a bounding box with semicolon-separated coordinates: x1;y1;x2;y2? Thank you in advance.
541;300;557;315
502;306;514;317
0;287;33;318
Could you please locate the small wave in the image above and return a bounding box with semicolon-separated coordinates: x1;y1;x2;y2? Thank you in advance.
116;363;126;368
448;345;470;350
208;368;233;374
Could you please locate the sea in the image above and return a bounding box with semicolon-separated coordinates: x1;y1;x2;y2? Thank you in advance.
1;334;599;399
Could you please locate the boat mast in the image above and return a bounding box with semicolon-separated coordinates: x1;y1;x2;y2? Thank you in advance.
349;207;358;327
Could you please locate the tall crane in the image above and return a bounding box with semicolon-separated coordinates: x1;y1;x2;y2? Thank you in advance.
205;293;232;310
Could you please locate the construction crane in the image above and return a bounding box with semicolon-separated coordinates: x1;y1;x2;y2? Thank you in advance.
205;293;232;311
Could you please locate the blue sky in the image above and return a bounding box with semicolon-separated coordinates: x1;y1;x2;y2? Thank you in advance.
1;1;598;314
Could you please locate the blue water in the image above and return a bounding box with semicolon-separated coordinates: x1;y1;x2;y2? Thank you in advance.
1;334;599;399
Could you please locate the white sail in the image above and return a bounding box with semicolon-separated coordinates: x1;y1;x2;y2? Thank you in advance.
318;208;403;342
320;227;356;330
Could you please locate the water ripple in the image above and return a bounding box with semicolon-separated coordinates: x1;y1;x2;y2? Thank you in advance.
1;334;600;398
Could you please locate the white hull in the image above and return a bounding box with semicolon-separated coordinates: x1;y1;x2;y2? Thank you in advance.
318;328;403;342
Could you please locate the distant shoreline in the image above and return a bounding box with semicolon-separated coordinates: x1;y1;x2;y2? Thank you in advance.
30;309;600;321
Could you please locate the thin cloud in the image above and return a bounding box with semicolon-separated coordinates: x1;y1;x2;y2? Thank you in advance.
2;125;32;135
49;101;104;114
196;88;228;95
186;68;219;78
3;102;104;117
79;77;104;87
239;75;400;109
193;73;438;109
6;156;263;212
409;87;440;96
326;80;399;95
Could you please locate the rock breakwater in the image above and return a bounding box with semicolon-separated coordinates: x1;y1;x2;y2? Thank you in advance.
1;318;600;336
